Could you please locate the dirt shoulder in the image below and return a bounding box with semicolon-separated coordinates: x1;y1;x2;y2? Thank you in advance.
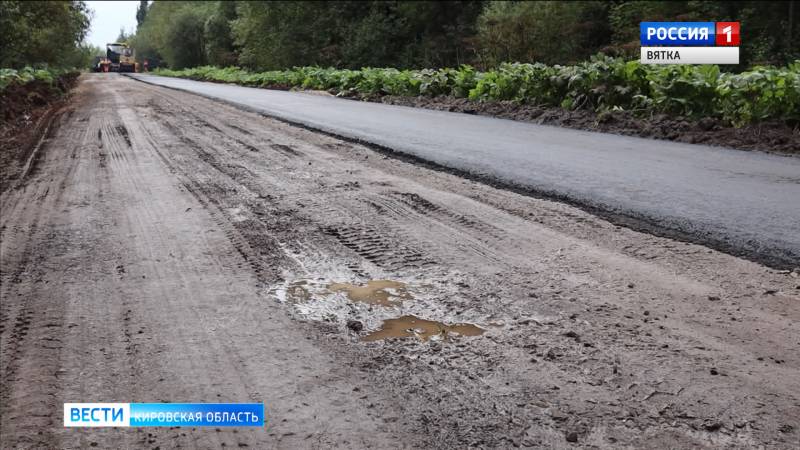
359;94;800;155
0;72;78;193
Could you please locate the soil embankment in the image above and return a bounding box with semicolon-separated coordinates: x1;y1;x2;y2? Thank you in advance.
0;72;78;192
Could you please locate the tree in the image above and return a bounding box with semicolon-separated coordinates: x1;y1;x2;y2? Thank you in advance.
232;1;486;70
136;0;148;28
475;1;609;66
64;42;104;69
116;27;132;43
165;9;206;68
233;1;332;70
0;0;92;68
131;1;214;69
204;1;237;67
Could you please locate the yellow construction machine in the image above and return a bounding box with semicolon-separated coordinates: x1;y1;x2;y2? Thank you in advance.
97;43;137;73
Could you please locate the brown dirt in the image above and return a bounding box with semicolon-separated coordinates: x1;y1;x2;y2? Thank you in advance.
365;95;800;155
2;74;799;449
0;73;79;193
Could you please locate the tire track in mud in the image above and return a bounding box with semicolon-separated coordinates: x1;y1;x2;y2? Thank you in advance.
1;129;79;418
377;191;509;265
114;93;281;306
135;135;260;282
138;92;418;287
139;86;468;280
0;88;105;445
322;223;437;273
143;119;292;284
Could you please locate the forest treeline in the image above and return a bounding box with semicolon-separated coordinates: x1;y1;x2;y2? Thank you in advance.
0;1;97;69
0;1;798;71
134;1;798;70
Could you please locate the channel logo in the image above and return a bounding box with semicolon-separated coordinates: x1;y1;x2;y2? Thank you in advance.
640;22;740;64
714;22;740;46
64;403;129;427
64;403;265;427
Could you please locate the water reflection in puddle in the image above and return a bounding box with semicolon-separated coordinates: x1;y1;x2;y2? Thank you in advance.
362;315;484;342
327;280;412;306
275;279;485;342
285;280;311;302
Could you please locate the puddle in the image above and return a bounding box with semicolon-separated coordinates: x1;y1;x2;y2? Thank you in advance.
285;280;311;302
327;280;412;306
362;315;484;342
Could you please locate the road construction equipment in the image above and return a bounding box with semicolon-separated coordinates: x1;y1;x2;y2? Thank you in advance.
99;43;136;73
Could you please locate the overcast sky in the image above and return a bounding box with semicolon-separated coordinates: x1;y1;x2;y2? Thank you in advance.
85;1;141;48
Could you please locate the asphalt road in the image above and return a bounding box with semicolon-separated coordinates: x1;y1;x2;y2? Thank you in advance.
129;74;800;267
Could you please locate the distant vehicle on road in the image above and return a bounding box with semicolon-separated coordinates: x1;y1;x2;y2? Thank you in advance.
96;43;137;73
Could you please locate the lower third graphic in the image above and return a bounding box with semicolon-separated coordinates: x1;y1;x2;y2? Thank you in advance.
64;403;265;427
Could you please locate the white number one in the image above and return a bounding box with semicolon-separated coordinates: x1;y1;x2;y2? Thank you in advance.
723;25;732;42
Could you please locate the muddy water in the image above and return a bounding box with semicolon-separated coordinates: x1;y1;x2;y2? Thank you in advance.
362;315;484;342
328;280;412;306
285;280;311;302
278;280;484;342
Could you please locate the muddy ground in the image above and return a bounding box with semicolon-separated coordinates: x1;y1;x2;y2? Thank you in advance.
1;74;799;449
0;74;79;193
367;95;800;155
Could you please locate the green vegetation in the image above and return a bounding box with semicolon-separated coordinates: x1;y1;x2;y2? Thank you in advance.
155;58;800;126
132;1;799;70
0;1;95;69
1;67;59;91
0;67;78;95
